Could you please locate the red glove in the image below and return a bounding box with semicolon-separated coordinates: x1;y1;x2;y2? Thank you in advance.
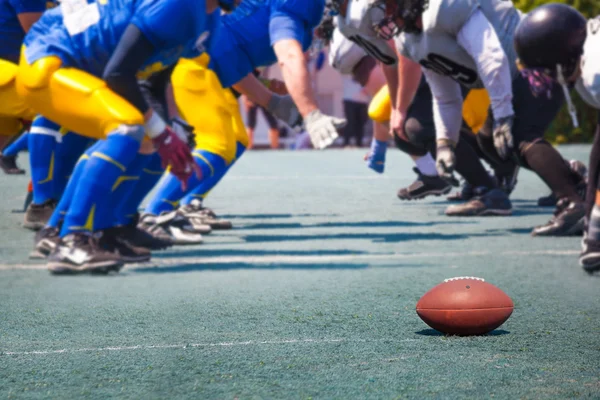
152;126;201;190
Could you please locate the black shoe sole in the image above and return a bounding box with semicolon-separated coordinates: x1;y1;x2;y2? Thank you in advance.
397;186;452;201
47;260;124;275
120;254;151;264
446;208;513;217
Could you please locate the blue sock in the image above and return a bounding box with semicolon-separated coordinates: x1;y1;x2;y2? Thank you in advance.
366;139;387;174
181;142;246;205
116;153;164;224
61;134;141;236
29;118;60;204
3;132;29;156
145;150;227;215
110;153;152;226
53;133;93;200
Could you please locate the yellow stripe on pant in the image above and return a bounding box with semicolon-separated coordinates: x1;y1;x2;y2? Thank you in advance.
367;85;491;134
0;59;35;136
172;56;237;165
16;49;144;140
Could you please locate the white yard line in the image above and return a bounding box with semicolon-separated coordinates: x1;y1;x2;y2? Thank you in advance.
1;338;418;357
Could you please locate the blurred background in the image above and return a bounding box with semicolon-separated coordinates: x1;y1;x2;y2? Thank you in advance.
244;0;600;149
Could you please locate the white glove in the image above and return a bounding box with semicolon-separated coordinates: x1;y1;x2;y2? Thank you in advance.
266;94;302;129
304;110;346;150
493;115;515;161
436;139;459;186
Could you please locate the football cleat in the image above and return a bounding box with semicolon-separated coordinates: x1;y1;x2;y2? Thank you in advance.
31;226;60;259
531;199;585;236
538;160;587;207
445;188;512;216
47;233;123;275
138;212;204;245
397;168;452;200
179;199;232;230
580;234;600;274
119;214;173;250
23;199;57;231
99;228;151;264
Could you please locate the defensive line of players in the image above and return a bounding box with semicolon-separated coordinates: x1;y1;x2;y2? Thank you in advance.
0;0;597;274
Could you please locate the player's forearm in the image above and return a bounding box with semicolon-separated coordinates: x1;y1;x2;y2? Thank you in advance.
273;39;317;117
232;73;273;108
395;56;422;114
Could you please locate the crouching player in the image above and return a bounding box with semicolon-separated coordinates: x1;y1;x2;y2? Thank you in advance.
0;0;51;174
140;0;346;235
514;4;600;271
17;0;228;274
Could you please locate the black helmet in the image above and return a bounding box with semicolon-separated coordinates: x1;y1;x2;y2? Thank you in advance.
371;0;428;40
514;3;587;126
514;4;587;93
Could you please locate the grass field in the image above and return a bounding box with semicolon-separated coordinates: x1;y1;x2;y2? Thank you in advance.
0;146;599;399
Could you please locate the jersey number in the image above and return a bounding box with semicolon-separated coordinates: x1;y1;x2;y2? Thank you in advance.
347;35;396;65
420;53;477;85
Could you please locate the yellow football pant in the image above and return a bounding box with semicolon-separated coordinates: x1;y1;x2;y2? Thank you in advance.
368;86;491;134
16;51;144;140
0;59;35;136
172;56;242;165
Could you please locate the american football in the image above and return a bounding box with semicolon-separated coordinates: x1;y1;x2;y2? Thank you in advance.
416;277;514;335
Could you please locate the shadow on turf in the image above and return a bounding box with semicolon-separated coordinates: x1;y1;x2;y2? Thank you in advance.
238;230;502;244
235;220;476;231
415;329;510;336
219;213;338;219
131;262;371;274
154;249;367;259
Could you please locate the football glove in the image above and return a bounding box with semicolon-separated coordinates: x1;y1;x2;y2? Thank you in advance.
493;115;515;161
170;117;196;149
152;126;200;190
304;110;346;150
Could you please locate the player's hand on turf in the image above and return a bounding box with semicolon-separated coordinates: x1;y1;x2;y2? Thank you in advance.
152;126;200;191
171;117;196;149
266;94;303;129
304;110;346;150
493;115;515;161
364;139;387;173
436;139;459;186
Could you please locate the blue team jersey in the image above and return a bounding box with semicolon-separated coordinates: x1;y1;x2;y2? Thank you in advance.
24;0;216;79
0;0;50;62
208;0;325;88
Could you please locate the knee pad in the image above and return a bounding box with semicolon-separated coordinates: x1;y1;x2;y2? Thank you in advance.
393;132;428;157
404;116;435;151
17;55;143;139
462;89;490;134
368;85;391;123
173;58;236;164
0;59;35;119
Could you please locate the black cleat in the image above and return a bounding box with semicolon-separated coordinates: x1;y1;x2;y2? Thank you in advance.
531;199;585;237
120;214;173;250
445;188;512;216
23;199;56;231
580;235;600;274
496;164;520;195
447;181;475;202
32;226;60;259
139;212;204;245
397;168;452;200
47;233;123;275
0;154;25;175
537;192;557;207
179;199;231;230
100;228;151;264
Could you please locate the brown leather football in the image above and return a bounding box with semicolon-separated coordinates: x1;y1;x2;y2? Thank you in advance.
416;277;514;335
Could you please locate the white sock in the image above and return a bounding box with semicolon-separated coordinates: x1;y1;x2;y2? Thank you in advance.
415;153;438;176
